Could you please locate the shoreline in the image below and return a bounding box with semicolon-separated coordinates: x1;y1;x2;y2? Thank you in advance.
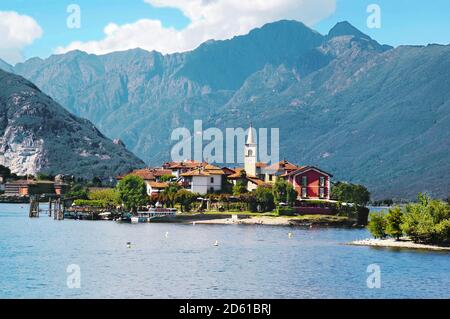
153;214;362;228
349;238;450;251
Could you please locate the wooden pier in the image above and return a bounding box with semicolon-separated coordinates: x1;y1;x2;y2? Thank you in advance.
28;195;65;220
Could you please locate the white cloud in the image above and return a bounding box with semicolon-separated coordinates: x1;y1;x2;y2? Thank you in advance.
56;0;336;55
0;11;43;64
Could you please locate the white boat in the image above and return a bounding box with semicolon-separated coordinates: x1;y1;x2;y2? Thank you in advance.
132;208;177;223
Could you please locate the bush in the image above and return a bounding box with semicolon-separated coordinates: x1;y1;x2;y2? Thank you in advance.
255;186;275;212
273;179;297;207
73;199;106;208
175;189;198;212
275;206;296;216
367;212;387;239
331;182;371;206
401;196;450;245
385;207;404;240
88;188;120;208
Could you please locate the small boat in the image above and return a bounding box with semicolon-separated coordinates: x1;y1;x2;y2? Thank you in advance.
131;208;177;223
99;212;112;220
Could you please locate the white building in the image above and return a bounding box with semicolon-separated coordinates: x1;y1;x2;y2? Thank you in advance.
180;165;226;194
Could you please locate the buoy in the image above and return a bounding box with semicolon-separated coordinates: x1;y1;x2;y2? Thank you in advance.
214;240;219;246
126;242;131;248
288;232;293;238
309;225;313;229
165;231;169;238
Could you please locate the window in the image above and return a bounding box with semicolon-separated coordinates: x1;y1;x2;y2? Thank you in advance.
248;150;253;157
319;187;325;199
302;188;307;198
302;176;308;187
209;187;215;193
210;177;214;183
268;175;273;181
319;176;325;187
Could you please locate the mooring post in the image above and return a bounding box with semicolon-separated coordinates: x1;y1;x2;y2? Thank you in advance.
48;198;52;217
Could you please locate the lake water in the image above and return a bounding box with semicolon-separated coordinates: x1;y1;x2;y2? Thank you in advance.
0;204;448;299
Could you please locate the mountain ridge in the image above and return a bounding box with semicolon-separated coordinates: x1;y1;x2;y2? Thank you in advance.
0;69;145;178
2;20;449;199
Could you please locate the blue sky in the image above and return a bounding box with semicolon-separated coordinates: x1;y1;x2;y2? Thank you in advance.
0;0;449;64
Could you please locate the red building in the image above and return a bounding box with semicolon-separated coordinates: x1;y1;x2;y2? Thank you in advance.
284;166;332;200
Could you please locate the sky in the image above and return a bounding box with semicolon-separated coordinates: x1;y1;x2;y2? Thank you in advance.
0;0;449;65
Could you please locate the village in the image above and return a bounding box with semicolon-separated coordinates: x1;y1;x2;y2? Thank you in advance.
0;124;369;226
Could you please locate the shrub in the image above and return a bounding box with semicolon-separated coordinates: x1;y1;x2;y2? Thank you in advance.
73;199;106;208
368;212;387;239
385;207;404;240
331;182;371;206
175;189;198;212
401;197;450;245
272;178;297;207
255;186;275;212
276;206;296;216
88;188;120;208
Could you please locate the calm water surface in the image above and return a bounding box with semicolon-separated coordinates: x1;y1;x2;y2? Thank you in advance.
0;204;448;299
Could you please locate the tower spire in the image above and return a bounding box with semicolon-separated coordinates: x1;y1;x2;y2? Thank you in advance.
246;122;255;145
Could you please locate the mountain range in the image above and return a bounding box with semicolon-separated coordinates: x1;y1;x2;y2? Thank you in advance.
0;69;144;178
1;20;449;199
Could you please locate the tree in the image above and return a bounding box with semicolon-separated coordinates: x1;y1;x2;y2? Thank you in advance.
367;212;387;239
0;165;11;177
88;188;120;208
233;180;248;196
385;207;404;240
239;192;257;212
163;183;180;208
36;173;53;181
116;175;148;213
160;174;174;182
401;196;450;244
175;190;198;212
272;178;297;207
331;182;371;206
66;184;89;200
91;176;103;187
255;186;275;212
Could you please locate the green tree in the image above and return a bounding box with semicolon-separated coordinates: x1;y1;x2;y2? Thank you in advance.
160;174;174;182
331;182;370;206
233;180;248;196
91;176;103;187
175;189;198;212
116;175;148;213
0;165;11;177
367;212;387;239
163;182;180;208
255;186;275;212
401;197;450;244
89;188;120;208
66;184;89;200
239;192;257;212
385;207;404;240
272;178;298;206
36;173;53;181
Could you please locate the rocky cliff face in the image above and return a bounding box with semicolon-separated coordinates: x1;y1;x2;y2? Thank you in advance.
0;69;145;178
6;20;450;199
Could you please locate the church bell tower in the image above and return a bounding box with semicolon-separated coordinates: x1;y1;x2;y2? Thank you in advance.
244;122;257;177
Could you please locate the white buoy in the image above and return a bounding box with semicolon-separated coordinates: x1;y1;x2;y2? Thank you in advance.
214;240;219;246
126;242;131;248
165;231;169;238
288;232;293;238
